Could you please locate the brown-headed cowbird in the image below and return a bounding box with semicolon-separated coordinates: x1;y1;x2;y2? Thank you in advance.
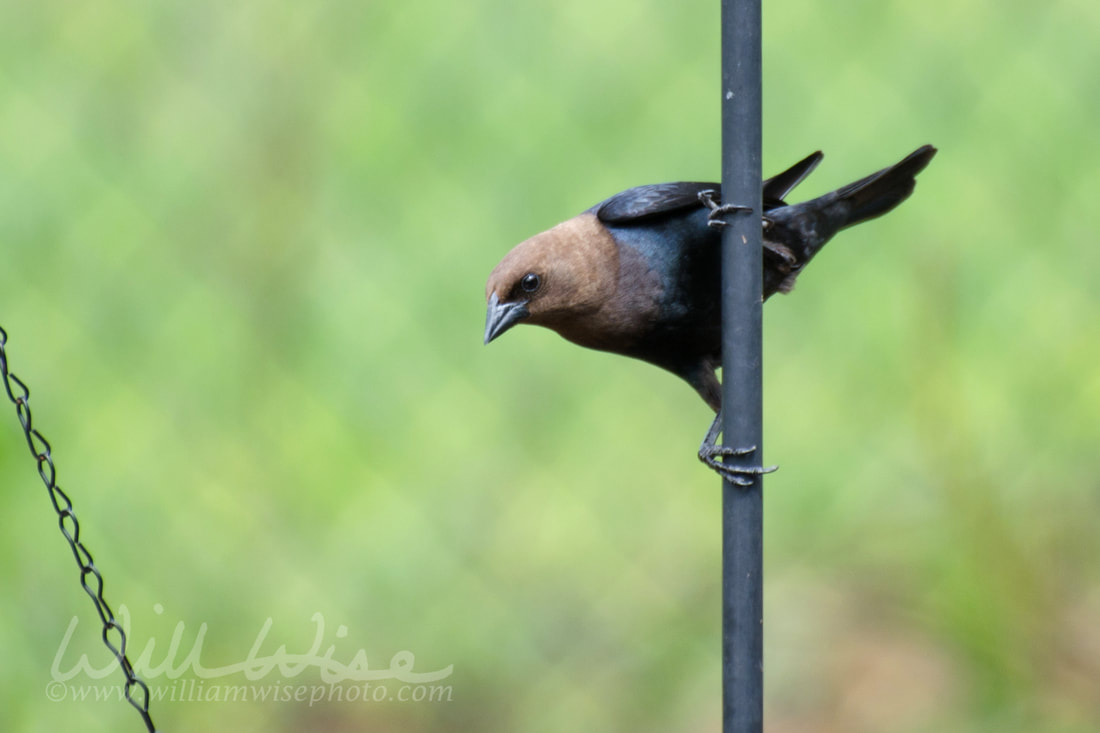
484;145;936;481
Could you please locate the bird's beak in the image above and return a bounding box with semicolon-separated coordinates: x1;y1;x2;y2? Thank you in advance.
484;292;530;344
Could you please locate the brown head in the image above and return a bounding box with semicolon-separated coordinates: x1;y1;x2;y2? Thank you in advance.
484;213;629;345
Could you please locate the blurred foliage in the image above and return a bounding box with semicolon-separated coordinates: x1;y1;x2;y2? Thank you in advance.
1;0;1098;731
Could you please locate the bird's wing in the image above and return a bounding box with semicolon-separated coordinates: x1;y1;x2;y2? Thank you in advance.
762;151;823;209
594;182;717;224
594;151;825;223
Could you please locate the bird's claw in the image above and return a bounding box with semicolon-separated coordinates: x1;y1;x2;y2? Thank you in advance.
698;412;777;486
764;238;798;269
697;190;752;229
698;444;778;486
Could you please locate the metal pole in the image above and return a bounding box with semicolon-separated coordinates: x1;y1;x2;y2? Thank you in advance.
719;0;763;730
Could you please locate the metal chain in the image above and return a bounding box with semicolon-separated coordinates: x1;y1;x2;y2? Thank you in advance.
0;325;157;732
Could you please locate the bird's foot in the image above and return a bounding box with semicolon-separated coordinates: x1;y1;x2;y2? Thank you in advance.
699;444;777;486
697;190;752;230
698;412;777;486
763;239;799;270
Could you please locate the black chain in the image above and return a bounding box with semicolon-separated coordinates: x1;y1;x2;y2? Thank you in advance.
0;325;157;732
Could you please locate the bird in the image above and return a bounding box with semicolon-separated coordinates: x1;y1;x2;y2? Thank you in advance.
484;144;936;483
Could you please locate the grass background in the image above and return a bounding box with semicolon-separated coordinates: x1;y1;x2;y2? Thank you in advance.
1;0;1097;731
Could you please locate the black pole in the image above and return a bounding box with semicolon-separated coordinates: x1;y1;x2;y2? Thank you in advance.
719;0;763;730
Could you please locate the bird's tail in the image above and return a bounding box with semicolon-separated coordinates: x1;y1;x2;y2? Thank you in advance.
764;145;936;296
825;144;938;230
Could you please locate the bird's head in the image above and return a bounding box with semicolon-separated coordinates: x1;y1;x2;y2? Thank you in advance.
484;214;618;344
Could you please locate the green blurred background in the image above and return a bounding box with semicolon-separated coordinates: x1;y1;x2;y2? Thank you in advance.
1;0;1097;731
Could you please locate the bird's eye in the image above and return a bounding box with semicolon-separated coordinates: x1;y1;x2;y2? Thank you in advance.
520;273;541;293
